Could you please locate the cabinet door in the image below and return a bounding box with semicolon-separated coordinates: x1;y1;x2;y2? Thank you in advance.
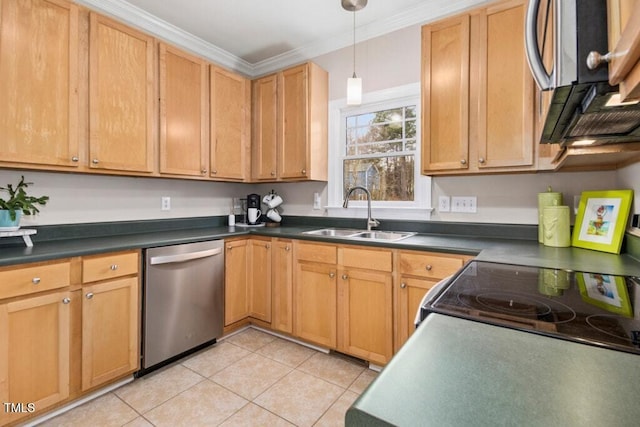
338;269;393;365
252;74;278;180
249;239;272;322
0;0;79;168
395;276;438;350
89;13;155;173
82;277;138;390
272;240;293;334
421;15;470;172
211;66;250;181
294;262;337;348
224;240;249;325
608;1;640;100
159;43;208;177
279;64;309;179
0;291;71;425
476;0;534;170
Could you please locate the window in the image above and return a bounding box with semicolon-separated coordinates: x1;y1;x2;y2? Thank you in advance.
344;105;417;202
327;83;432;220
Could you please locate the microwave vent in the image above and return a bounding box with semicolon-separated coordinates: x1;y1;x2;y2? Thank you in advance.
568;111;640;137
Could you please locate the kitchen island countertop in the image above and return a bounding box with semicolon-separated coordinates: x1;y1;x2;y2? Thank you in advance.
346;313;640;427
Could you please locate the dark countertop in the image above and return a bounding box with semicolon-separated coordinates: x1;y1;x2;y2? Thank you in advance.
1;219;640;276
346;314;640;427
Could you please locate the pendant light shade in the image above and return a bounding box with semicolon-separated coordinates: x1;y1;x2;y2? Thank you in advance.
342;0;367;105
347;75;362;105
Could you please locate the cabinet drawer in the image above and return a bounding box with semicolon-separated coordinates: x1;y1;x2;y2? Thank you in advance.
399;251;465;279
82;251;139;283
296;241;337;264
0;260;71;300
341;247;392;272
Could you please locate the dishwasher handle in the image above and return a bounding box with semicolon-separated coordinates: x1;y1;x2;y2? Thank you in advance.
149;247;223;265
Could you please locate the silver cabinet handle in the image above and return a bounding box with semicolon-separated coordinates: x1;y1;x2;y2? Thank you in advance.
62;297;71;304
285;246;291;251
587;51;612;70
201;169;207;174
479;157;485;164
212;170;217;174
425;265;433;271
92;159;99;164
342;274;348;280
110;264;119;271
71;156;79;162
301;169;307;174
86;292;94;299
150;247;223;265
460;159;467;165
32;277;41;285
400;282;407;289
329;272;335;278
265;243;270;249
270;171;276;176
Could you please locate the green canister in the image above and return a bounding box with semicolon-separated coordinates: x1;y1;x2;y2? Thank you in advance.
538;186;562;243
543;205;571;247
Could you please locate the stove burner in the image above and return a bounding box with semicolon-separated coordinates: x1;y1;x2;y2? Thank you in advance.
586;314;634;344
456;289;577;324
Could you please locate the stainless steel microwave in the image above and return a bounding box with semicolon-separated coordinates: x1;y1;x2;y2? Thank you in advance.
525;0;640;146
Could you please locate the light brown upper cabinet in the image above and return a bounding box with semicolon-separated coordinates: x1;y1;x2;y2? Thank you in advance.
210;66;251;181
422;0;536;175
159;43;209;178
89;13;156;174
607;0;640;101
252;62;328;182
0;0;80;169
252;73;279;180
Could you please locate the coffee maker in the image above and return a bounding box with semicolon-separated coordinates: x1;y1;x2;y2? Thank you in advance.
246;193;262;225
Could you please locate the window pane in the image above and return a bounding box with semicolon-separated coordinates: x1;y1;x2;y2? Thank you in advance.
343;155;415;201
406;106;416;119
406;119;416;139
356;141;403;155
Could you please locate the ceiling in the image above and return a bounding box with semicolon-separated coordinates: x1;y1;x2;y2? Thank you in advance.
75;0;486;76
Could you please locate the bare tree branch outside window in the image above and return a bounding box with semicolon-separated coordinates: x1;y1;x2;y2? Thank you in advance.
344;106;416;201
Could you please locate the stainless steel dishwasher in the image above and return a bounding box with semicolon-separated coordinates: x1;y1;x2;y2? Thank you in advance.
140;239;224;374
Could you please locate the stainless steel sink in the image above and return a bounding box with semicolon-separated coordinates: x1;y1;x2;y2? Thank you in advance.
302;228;362;237
302;228;415;242
350;231;416;241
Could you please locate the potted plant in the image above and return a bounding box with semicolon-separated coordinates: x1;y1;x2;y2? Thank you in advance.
0;176;49;231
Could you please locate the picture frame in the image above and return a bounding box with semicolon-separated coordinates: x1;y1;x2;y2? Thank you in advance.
571;190;634;254
576;272;633;317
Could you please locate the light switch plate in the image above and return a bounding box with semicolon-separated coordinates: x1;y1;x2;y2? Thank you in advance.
451;196;477;213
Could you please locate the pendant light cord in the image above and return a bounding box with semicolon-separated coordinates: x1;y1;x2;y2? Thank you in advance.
352;10;357;79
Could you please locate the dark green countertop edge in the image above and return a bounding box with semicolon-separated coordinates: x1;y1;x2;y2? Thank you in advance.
1;216;639;275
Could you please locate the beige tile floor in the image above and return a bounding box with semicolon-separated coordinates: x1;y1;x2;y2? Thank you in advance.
38;328;377;427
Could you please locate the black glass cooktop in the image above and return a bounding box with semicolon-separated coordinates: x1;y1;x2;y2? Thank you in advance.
421;261;640;355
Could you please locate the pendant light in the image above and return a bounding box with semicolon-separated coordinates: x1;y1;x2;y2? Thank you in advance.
342;0;367;105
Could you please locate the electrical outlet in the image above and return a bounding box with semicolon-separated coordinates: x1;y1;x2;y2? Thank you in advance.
438;196;450;212
313;192;322;210
451;196;477;213
161;196;171;211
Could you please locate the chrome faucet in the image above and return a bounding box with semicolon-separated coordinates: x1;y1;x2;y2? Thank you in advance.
342;186;380;231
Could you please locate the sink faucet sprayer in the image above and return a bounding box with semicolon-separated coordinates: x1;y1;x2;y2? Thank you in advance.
342;186;380;231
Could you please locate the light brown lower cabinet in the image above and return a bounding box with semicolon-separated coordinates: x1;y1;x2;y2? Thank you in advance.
0;290;72;426
224;238;272;327
272;240;294;334
81;276;139;390
293;242;394;364
394;250;471;351
0;250;140;426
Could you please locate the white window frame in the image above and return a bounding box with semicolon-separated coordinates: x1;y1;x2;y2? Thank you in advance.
327;83;432;220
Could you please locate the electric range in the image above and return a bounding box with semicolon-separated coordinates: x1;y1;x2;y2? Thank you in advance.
419;260;640;355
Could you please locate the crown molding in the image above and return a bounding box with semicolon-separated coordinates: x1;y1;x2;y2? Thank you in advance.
74;0;487;77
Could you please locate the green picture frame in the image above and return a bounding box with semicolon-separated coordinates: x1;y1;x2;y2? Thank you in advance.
576;272;633;317
571;190;634;254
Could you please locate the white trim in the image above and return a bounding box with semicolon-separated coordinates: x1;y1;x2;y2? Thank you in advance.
23;377;134;426
74;0;488;77
329;83;432;221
